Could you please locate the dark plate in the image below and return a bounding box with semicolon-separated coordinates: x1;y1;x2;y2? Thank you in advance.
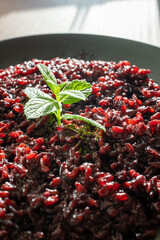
0;33;160;83
0;33;160;240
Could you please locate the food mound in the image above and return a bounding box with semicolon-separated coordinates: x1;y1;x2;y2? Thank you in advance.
0;58;160;240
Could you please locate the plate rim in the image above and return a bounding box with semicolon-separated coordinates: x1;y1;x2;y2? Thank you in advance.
0;32;160;51
1;32;160;83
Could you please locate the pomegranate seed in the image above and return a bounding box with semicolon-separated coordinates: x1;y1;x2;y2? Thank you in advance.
115;192;128;201
112;126;124;133
151;112;160;120
50;177;61;188
1;165;9;179
9;131;20;138
26;152;37;160
0;191;9;198
149;120;160;128
36;137;44;145
13;103;24;113
0;133;5;138
129;169;139;178
1;182;16;190
44;195;59;206
75;182;84;192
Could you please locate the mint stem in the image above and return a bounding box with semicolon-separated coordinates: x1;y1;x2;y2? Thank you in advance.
56;109;61;126
56;95;61;126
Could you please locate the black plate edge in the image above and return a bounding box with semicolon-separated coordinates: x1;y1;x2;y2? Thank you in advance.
0;33;160;82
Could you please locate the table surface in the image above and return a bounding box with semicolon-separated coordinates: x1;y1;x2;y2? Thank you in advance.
0;0;160;48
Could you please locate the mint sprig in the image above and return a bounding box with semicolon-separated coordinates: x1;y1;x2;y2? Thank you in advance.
24;63;105;131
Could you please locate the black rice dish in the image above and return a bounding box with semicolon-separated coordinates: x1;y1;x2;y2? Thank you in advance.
0;58;160;240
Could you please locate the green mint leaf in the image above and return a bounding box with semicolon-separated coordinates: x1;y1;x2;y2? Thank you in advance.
62;114;106;131
59;82;68;90
25;87;53;100
37;63;59;95
62;80;92;98
37;63;57;84
58;90;86;104
24;98;61;119
25;98;61;119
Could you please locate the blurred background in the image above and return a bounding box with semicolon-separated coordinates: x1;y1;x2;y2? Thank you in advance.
0;0;160;46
